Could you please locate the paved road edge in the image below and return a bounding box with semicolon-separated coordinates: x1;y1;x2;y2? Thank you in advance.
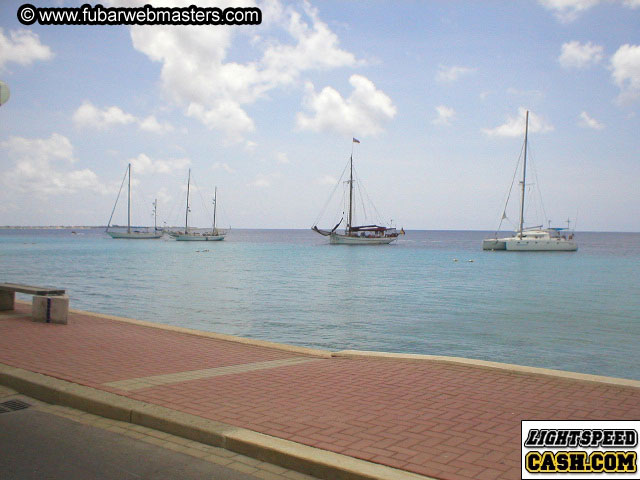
0;362;434;480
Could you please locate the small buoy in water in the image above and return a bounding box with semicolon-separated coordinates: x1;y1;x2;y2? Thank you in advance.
468;259;474;262
453;258;458;262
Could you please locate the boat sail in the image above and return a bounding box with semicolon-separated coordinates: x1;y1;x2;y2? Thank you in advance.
106;163;162;239
482;111;577;252
171;169;227;242
312;139;404;245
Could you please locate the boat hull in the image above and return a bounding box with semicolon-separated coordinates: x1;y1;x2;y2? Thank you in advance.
504;238;578;251
174;234;225;241
329;233;397;245
107;231;162;239
482;239;507;250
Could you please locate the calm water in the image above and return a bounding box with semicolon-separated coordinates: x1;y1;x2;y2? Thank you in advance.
1;228;639;380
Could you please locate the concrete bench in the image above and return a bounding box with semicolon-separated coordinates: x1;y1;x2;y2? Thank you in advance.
0;283;69;324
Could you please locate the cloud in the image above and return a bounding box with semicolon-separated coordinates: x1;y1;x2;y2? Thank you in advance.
139;115;174;134
73;101;136;129
212;162;235;173
1;134;107;195
610;44;640;103
578;111;605;129
128;153;191;175
73;101;174;133
539;0;640;22
482;107;554;137
432;105;455;126
248;172;281;188
0;28;53;69
315;175;337;186
296;74;396;136
559;41;604;68
435;65;475;83
117;0;358;142
275;152;290;164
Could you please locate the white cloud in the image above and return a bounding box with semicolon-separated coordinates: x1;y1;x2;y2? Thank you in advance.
315;175;337;186
559;41;604;68
482;107;554;137
139;115;174;134
117;0;358;142
539;0;640;22
212;162;235;174
249;172;281;188
73;101;136;129
1;134;107;195
296;74;396;136
0;28;53;69
610;44;640;103
432;105;455;126
275;152;290;164
128;153;191;175
578;111;605;129
73;101;174;133
435;65;475;83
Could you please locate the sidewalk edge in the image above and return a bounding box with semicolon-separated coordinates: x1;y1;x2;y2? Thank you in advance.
333;350;640;388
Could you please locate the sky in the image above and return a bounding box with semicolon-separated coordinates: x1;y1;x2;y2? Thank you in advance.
0;0;639;231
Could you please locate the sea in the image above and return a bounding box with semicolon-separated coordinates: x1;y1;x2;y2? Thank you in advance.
1;228;638;380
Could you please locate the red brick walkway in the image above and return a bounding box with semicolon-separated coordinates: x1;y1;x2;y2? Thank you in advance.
1;304;639;480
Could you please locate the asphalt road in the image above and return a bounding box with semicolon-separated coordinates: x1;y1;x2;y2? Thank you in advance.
0;405;268;480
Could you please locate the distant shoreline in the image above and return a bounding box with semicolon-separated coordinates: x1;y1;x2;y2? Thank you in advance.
0;226;104;230
1;226;638;233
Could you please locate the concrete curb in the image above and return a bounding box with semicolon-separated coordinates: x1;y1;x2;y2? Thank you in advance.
67;304;333;359
333;350;640;389
0;362;433;480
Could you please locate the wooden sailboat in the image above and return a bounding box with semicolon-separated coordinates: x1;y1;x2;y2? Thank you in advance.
482;111;577;251
171;169;227;241
106;163;162;239
312;139;404;245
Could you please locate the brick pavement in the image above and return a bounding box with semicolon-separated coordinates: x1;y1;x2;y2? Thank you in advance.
1;303;639;480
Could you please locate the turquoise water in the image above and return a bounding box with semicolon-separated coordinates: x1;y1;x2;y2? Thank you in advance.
1;229;638;380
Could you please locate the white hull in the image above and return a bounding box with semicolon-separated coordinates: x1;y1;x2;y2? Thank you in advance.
107;231;162;239
329;233;397;245
174;234;225;242
504;238;578;251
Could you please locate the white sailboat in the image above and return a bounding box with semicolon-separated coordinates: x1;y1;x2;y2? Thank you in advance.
171;169;227;242
106;163;162;239
312;139;404;245
482;111;577;252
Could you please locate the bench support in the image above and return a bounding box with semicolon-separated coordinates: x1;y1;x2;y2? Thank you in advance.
32;295;69;324
0;290;15;311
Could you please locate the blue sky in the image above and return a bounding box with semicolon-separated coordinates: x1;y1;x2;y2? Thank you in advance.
0;0;638;231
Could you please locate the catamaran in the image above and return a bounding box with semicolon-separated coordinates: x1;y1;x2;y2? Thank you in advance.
312;139;404;245
106;163;162;239
170;169;227;241
482;111;577;251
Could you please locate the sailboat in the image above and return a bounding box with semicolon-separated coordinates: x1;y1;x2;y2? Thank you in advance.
312;139;404;245
106;163;162;239
482;111;577;251
171;169;227;241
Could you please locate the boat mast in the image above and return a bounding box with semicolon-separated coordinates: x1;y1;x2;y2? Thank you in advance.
185;169;191;233
519;111;529;239
212;187;217;233
127;163;131;234
153;199;157;231
347;144;354;234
